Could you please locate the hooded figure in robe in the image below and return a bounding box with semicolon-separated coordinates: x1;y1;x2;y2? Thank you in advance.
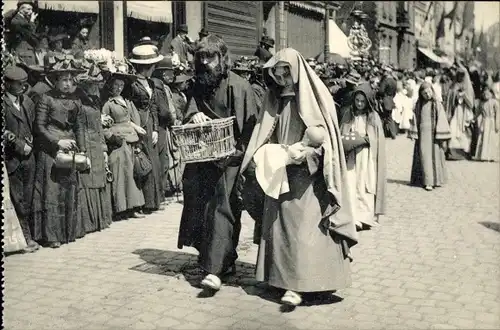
240;48;358;306
339;83;387;230
409;82;452;191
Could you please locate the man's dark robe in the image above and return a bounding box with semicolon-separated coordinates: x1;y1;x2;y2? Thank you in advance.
177;71;258;275
3;93;37;242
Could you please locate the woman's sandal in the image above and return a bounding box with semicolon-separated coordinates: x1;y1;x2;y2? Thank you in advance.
280;290;302;306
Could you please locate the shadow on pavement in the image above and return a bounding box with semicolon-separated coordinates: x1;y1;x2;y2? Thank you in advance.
479;221;500;233
131;248;344;308
386;178;411;186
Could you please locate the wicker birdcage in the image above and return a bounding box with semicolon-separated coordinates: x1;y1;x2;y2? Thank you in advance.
171;117;236;163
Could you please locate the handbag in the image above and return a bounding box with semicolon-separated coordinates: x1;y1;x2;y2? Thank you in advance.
105;165;114;183
341;130;369;153
133;148;152;181
54;150;91;172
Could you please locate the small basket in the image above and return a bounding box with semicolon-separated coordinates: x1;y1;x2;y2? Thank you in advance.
171;116;236;163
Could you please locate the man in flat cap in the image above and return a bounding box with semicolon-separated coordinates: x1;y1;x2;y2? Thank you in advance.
170;24;195;64
254;35;274;63
8;1;40;65
3;65;39;252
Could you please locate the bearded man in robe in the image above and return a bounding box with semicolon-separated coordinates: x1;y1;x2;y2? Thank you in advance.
177;34;258;291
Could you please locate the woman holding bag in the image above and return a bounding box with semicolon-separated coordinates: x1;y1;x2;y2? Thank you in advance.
101;66;146;220
32;56;89;248
339;83;387;231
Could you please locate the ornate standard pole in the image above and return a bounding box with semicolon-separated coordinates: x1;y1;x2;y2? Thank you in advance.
324;2;330;62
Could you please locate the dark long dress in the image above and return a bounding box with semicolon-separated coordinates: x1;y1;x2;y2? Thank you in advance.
77;100;113;234
177;72;258;275
409;100;451;187
32;89;86;245
124;77;163;211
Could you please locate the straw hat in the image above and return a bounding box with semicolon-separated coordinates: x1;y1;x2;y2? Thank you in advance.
135;36;158;48
129;44;164;65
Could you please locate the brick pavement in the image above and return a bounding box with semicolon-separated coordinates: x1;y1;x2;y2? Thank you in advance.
3;136;500;330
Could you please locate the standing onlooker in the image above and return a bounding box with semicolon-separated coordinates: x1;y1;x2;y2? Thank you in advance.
473;87;499;162
3;66;39;252
254;36;274;63
8;0;39;65
125;44;165;214
408;82;451;191
445;66;475;160
76;75;113;234
170;24;194;64
151;58;177;201
152;55;183;197
377;65;398;139
102;71;146;220
492;72;500;101
34;35;48;67
71;26;91;53
31;60;88;248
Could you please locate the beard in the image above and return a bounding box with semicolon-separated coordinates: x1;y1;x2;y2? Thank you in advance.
194;63;224;96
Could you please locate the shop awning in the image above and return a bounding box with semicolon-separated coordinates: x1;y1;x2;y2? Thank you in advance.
418;47;443;63
127;1;172;23
288;1;326;16
2;1;18;15
38;1;99;13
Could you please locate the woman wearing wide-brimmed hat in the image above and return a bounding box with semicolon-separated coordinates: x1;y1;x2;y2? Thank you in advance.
102;63;147;220
73;64;114;234
123;44;165;214
31;57;89;248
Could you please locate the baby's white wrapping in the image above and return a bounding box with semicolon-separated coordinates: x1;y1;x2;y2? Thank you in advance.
253;144;290;199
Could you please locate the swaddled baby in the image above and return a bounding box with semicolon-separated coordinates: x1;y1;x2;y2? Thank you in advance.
253;126;326;199
287;126;326;162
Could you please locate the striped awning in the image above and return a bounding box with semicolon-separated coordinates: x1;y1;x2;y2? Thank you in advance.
126;1;172;23
38;1;99;13
2;1;18;15
288;1;326;16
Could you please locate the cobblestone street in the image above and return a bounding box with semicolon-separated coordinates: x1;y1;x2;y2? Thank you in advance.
3;136;500;330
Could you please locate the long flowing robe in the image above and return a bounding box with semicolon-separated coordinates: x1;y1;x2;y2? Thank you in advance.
409;95;452;187
340;84;387;230
445;66;475;160
474;99;500;161
177;71;258;276
240;48;358;292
